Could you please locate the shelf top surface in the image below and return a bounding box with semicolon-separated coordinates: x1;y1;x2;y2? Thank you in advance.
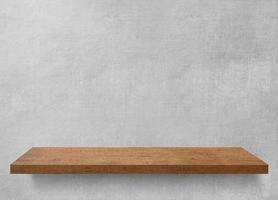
11;147;268;174
12;147;267;166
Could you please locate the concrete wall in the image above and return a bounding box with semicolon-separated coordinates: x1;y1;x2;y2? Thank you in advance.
0;0;277;199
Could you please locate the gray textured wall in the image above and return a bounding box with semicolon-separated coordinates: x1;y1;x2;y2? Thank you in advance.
0;0;277;199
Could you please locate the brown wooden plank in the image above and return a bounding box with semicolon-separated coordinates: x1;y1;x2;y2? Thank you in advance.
10;147;268;174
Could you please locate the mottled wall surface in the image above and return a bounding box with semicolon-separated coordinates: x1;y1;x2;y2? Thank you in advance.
0;0;277;199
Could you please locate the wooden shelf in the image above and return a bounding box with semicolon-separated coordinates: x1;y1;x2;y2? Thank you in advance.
10;147;268;174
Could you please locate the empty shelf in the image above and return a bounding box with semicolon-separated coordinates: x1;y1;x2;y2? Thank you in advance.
10;147;268;174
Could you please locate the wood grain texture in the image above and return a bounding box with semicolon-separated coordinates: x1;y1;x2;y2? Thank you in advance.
10;147;268;174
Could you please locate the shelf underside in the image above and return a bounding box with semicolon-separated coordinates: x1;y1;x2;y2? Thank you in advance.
10;147;268;174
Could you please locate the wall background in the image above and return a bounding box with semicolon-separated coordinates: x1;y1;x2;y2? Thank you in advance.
0;0;277;199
